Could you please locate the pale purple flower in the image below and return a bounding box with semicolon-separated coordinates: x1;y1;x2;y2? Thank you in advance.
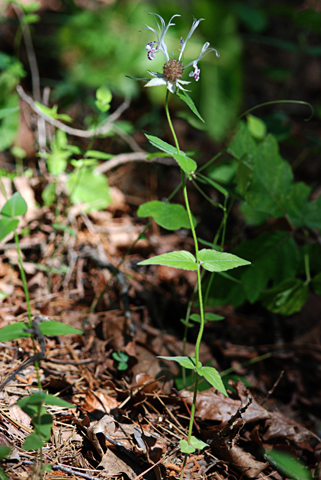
140;13;219;93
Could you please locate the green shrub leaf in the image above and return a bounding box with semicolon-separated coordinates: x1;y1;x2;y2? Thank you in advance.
172;153;197;176
261;278;309;316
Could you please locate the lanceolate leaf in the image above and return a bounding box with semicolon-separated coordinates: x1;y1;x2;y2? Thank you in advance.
138;251;198;271
158;356;198;370
0;322;31;341
176;90;205;122
196;366;227;396
199;249;251;272
144;132;179;156
39;321;82;337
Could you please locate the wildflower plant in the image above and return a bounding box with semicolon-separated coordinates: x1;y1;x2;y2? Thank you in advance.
130;12;250;469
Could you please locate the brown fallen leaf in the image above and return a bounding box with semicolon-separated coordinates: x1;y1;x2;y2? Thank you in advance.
83;390;119;413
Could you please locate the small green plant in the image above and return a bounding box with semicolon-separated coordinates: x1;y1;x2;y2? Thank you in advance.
0;446;11;480
130;13;251;471
112;350;129;371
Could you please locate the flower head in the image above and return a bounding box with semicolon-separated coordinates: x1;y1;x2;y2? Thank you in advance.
140;13;219;93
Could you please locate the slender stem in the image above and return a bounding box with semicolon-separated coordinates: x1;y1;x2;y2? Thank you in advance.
165;91;206;454
14;232;32;327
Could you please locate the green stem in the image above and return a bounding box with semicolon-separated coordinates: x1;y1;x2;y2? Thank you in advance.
14;232;42;390
165;90;205;443
14;232;32;327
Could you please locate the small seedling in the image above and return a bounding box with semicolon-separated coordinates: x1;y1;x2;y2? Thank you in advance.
112;350;129;371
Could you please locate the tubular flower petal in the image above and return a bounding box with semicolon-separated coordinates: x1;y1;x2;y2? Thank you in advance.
140;14;219;93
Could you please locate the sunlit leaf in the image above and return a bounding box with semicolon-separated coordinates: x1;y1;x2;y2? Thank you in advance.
199;249;250;272
138;251;198;271
158;356;198;370
137;201;196;230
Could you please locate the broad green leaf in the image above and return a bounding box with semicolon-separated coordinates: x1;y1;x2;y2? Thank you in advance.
39;321;82;337
199;249;250;272
33;413;53;441
1;192;27;218
189;436;208;450
144;132;179;156
196;366;228;396
228;122;257;161
305;196;321;230
0;322;31;341
247;114;266;139
23;433;44;451
0;217;19;241
172;153;197;176
179;439;195;454
67;167;111;211
244;135;294;218
137;201;195;230
96;86;112;103
265;450;312;480
158;356;198;370
261;279;309;316
176;90;204;122
190;313;224;323
138;251;198;271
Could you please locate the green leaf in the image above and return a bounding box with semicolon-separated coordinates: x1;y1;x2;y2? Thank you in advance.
67;167;111;211
172;153;197;176
18;391;75;408
158;356;198;370
199;249;250;272
0;106;20;120
137;201;196;230
1;192;27;218
176;90;204;122
85;150;113;160
39;321;82;337
312;272;321;295
0;446;11;460
265;450;312;480
247;114;266;139
189;313;224;323
138;251;198;271
261;279;309;316
189;436;208;450
0;217;19;241
179;439;195;454
23;433;44;451
0;322;31;341
33;413;53;441
196;366;228;396
144;132;179;156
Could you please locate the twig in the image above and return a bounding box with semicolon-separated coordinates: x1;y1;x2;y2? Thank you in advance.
95;151;176;173
22;461;100;480
16;85;138;144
